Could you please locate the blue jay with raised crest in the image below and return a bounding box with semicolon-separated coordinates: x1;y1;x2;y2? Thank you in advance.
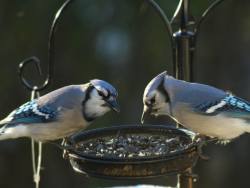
141;71;250;141
0;80;120;144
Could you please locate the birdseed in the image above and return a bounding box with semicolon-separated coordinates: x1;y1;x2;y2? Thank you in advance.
76;131;189;157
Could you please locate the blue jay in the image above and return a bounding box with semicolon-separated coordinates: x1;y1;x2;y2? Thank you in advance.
141;71;250;141
0;80;120;144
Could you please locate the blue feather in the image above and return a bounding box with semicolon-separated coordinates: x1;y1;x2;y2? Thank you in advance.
4;99;59;124
193;95;250;118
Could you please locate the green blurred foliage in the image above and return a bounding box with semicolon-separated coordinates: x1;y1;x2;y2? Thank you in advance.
0;0;250;188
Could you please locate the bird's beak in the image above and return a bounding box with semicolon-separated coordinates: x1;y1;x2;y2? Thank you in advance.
141;106;152;124
105;99;120;114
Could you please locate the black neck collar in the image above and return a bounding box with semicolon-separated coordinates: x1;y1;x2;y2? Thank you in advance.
157;79;170;102
81;84;96;122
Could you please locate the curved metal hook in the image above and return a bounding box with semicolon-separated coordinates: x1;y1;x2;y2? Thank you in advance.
147;0;175;48
18;57;42;91
193;0;226;47
18;0;75;91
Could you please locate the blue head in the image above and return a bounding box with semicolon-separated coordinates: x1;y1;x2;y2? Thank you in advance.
90;79;118;98
141;71;171;123
82;79;120;122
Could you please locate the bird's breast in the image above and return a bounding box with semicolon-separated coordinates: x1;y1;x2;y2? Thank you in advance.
172;103;247;140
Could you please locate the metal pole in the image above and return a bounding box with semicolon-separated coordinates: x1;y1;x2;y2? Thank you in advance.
173;32;194;82
171;0;196;187
173;30;194;188
177;169;193;188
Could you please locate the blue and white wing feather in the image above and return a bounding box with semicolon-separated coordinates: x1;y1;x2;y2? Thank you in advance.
0;99;59;126
193;94;250;119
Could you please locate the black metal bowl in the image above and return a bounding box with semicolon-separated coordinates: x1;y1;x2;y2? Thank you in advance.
65;125;200;179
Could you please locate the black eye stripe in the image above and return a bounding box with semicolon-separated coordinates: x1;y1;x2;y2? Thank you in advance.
98;91;104;97
150;97;155;103
98;90;112;100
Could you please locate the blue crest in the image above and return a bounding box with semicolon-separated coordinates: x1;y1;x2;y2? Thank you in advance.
90;79;118;97
144;71;167;96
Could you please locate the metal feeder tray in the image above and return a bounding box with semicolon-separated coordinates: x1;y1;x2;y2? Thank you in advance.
65;125;200;179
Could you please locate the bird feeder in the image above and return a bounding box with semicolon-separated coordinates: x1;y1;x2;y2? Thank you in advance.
65;125;200;179
17;0;226;187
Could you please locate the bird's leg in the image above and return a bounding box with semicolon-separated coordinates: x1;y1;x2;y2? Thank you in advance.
193;134;220;146
63;137;78;147
46;141;77;160
46;140;77;150
196;142;202;155
61;137;79;160
205;137;219;143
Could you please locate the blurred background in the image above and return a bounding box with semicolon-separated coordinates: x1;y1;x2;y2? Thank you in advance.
0;0;250;187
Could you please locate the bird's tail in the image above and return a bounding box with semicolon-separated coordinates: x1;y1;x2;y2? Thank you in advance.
0;124;26;140
0;125;9;140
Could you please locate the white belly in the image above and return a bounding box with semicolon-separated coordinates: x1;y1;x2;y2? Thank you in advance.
26;122;90;142
0;109;90;142
173;111;249;140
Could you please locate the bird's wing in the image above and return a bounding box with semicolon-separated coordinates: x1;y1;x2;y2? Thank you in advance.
0;85;86;126
192;95;250;118
0;99;62;125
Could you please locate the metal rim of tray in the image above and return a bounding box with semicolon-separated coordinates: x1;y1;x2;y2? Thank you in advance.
66;125;200;179
70;160;197;180
69;125;198;160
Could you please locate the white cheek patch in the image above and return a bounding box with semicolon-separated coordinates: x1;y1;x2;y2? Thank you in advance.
156;92;166;103
154;103;171;116
85;99;110;118
86;89;111;118
91;89;104;100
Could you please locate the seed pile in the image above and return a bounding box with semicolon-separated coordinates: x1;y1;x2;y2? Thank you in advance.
76;132;189;157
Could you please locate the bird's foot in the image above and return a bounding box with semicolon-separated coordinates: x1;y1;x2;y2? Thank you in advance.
62;137;78;147
193;134;208;147
61;137;79;160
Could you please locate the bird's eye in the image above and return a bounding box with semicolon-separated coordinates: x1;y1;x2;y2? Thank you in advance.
98;91;104;97
150;97;155;104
